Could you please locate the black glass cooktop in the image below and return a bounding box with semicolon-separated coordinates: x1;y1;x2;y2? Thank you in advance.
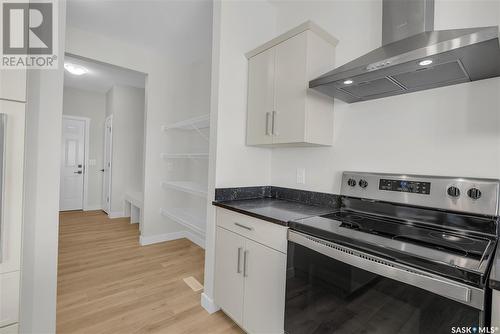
326;211;490;258
289;209;497;287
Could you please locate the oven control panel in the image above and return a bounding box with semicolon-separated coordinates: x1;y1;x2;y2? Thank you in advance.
340;172;500;216
379;179;431;195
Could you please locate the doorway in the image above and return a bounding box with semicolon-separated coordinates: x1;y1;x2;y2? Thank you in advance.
59;115;89;211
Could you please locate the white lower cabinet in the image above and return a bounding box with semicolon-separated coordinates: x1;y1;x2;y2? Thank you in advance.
242;238;286;334
214;208;287;334
0;271;20;328
214;227;246;324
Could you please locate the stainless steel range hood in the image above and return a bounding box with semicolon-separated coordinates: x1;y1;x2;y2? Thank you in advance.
309;0;500;103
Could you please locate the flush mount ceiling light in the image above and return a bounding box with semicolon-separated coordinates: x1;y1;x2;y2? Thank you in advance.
418;59;433;66
343;79;353;85
64;63;89;75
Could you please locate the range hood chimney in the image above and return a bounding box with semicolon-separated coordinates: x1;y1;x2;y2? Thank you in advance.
309;0;500;103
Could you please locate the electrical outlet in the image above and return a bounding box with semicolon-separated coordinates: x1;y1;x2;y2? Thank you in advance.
296;168;306;184
166;162;174;172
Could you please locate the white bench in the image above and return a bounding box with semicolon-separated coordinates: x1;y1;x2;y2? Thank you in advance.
124;192;143;229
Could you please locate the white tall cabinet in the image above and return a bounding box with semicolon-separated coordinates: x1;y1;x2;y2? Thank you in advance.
214;208;287;334
246;21;338;147
0;70;26;334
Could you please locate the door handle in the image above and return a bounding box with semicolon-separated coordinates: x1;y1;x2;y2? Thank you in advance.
243;250;249;277
265;112;271;136
100;169;105;172
74;171;82;174
237;247;243;274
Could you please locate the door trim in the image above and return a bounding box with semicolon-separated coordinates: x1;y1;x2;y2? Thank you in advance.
61;115;90;211
102;114;113;214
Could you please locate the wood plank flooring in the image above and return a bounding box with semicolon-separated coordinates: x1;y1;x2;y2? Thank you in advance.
57;210;242;334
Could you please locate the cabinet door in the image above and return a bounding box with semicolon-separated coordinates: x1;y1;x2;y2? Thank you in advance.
0;271;20;327
247;48;274;145
274;32;308;144
214;227;246;325
0;69;26;102
243;239;287;334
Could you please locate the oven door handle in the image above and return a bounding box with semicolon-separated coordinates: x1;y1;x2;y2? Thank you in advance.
288;231;483;310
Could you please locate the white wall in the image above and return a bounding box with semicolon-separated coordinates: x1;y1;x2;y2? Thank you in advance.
63;86;106;210
203;0;500;313
21;1;66;332
106;84;145;214
203;0;278;313
269;0;500;194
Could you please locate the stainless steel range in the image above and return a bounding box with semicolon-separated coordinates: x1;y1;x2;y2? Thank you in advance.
285;172;500;334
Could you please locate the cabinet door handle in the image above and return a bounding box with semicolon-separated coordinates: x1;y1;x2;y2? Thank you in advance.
234;222;253;231
271;110;276;135
243;250;249;277
237;247;243;274
265;112;271;136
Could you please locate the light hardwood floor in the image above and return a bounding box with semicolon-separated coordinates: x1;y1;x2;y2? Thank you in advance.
57;210;242;334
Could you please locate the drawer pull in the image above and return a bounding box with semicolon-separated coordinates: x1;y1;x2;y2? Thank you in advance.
234;222;253;231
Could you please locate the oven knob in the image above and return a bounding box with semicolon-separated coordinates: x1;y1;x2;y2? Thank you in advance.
347;178;356;187
359;179;368;188
467;188;482;200
447;186;460;198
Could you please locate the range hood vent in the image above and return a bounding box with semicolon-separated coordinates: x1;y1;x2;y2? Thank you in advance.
310;0;500;103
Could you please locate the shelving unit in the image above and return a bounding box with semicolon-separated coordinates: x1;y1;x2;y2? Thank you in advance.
161;112;210;244
160;208;205;235
161;114;209;131
161;181;208;198
161;152;208;159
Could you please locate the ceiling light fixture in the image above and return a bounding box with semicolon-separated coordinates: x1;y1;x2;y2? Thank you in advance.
64;63;89;75
343;79;353;85
418;59;433;66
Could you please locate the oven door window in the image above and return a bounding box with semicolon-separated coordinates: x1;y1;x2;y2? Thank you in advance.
285;242;482;334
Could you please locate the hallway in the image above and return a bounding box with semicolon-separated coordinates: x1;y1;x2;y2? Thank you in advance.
57;211;240;333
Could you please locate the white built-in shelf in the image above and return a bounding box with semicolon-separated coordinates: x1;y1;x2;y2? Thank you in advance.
161;181;208;198
161;114;210;131
160;208;205;235
161;152;209;159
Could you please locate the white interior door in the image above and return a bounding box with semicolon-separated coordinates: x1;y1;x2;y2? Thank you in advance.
102;115;113;213
60;117;86;211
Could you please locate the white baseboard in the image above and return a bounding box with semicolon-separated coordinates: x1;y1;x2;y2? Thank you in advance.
201;292;220;314
108;211;126;219
139;230;206;249
139;231;187;246
185;230;205;249
83;205;103;211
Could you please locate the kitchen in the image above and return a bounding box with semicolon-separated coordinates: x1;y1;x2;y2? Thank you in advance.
0;0;499;333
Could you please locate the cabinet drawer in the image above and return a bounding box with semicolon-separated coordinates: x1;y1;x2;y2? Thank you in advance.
216;208;287;253
0;323;18;334
0;271;20;328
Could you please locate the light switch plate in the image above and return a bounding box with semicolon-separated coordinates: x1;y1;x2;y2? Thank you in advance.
296;168;306;184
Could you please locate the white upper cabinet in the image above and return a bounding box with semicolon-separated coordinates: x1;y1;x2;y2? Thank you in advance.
0;69;26;102
246;21;338;147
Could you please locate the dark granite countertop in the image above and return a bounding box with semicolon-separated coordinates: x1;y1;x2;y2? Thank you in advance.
213;198;336;226
490;242;500;290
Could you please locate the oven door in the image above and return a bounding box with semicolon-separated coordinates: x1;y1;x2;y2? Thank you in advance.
285;231;486;334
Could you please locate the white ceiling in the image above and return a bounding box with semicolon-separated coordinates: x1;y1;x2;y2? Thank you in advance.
66;0;213;61
64;54;146;93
